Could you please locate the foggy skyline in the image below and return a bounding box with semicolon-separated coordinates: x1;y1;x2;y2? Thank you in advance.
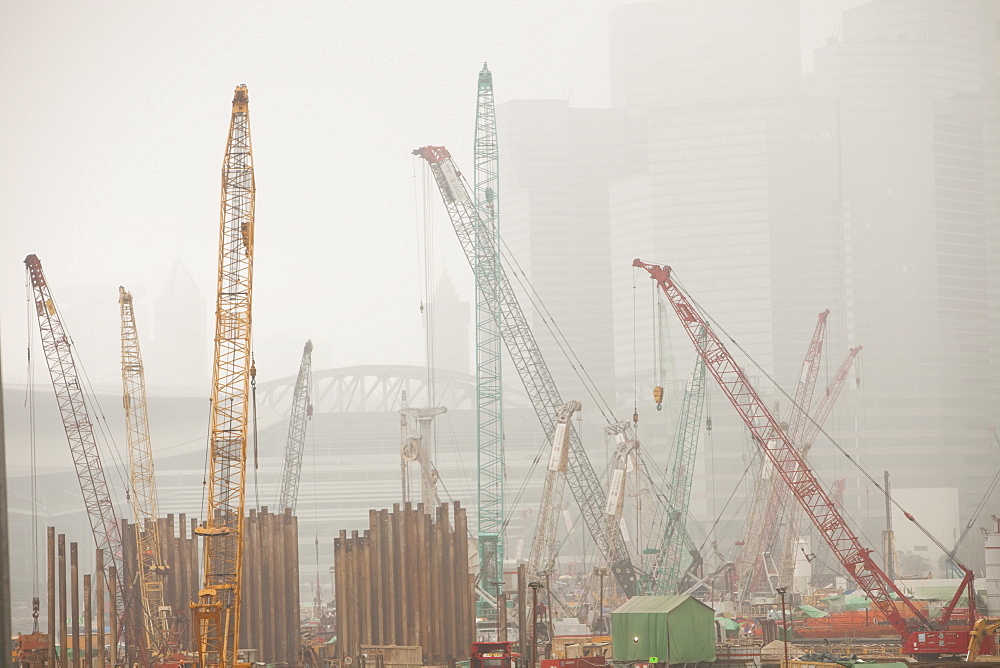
1;0;866;390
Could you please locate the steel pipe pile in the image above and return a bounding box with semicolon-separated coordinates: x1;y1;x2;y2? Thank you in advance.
335;501;474;665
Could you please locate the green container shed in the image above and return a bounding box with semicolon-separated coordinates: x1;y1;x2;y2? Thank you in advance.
611;595;716;665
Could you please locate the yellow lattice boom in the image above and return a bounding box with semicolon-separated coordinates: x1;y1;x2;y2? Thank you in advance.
119;287;171;659
192;84;255;668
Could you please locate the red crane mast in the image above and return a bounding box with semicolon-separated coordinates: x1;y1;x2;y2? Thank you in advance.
634;259;976;655
733;309;829;603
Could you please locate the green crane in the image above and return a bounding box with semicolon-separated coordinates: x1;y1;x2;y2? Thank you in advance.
647;329;707;594
473;62;505;605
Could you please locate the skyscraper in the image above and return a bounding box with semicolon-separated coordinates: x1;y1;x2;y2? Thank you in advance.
152;254;208;389
497;99;628;421
809;0;1000;545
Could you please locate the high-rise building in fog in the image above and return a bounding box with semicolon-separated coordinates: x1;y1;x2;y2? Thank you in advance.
430;270;471;376
152;255;208;389
809;0;1000;530
609;0;801;111
605;0;857;539
497;100;628;414
493;0;999;571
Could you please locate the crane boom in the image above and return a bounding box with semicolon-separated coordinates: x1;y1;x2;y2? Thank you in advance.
119;287;171;659
633;259;978;653
277;340;313;513
649;337;706;594
734;310;829;604
24;254;126;627
776;345;864;588
415;145;637;595
192;84;256;668
527;401;581;578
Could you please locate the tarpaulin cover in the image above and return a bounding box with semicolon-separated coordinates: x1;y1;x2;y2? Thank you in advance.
611;595;715;664
796;605;828;618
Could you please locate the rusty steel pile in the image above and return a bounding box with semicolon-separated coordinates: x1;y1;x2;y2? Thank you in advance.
34;507;299;667
334;501;475;665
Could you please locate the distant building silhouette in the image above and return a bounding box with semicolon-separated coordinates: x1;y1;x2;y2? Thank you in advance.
430;269;471;376
809;0;1000;518
152;254;208;389
500;0;1000;566
609;0;801;111
497;99;627;420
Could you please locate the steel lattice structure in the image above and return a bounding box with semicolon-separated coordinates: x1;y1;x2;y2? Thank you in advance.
24;254;126;629
649;336;706;594
277;340;313;513
733;309;829;605
119;287;171;659
775;345;863;587
634;259;946;640
192;84;255;668
473;63;505;596
414;145;637;595
527;401;581;578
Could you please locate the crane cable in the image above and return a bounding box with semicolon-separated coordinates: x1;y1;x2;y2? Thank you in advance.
669;269;963;567
498;238;617;425
251;355;259;511
24;280;40;631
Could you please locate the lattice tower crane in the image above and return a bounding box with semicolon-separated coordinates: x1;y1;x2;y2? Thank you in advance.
24;255;126;637
191;84;256;668
733;310;829;606
119;287;172;661
635;259;977;656
473;63;506;599
647;332;707;594
527;401;581;578
413;145;637;595
776;345;863;589
277;340;313;513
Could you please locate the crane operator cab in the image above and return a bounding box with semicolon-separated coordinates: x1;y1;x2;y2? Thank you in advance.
471;641;518;668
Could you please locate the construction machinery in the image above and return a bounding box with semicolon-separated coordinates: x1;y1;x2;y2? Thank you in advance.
277;340;313;514
635;259;978;656
966;617;1000;661
527;401;581;579
647;333;707;594
191;84;256;668
603;421;640;560
473;62;506;603
24;255;127;651
414;145;637;595
119;287;176;663
775;345;863;589
732;310;829;606
399;390;447;510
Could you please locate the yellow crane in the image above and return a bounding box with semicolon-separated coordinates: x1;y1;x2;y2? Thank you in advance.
119;287;173;663
191;84;256;668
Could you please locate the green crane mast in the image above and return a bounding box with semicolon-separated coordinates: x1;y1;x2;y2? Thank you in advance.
647;330;707;594
473;62;505;604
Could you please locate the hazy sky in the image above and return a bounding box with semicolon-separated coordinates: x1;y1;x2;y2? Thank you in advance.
0;0;865;388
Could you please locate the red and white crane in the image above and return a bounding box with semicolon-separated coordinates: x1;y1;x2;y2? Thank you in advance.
634;259;976;656
732;310;829;605
24;255;127;651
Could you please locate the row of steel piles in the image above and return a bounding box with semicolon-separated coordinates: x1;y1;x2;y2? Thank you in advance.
240;506;301;666
121;513;201;657
44;528;119;668
335;501;475;665
119;507;299;665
